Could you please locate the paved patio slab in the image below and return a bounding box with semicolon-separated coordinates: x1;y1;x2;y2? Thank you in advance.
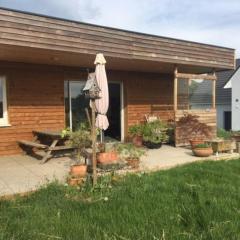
0;155;73;197
0;146;239;197
141;145;240;171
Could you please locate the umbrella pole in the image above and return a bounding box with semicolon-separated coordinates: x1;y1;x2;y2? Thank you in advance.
100;130;104;143
91;100;97;185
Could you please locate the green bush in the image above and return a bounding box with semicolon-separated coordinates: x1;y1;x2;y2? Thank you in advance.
142;120;169;143
194;143;211;149
63;122;91;162
128;124;144;137
217;128;231;140
115;143;146;159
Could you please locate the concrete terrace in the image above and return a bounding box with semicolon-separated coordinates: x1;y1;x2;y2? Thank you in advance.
0;145;239;197
0;155;73;197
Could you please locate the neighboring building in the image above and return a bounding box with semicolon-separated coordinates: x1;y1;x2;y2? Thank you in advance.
223;59;240;131
215;60;239;130
0;7;235;155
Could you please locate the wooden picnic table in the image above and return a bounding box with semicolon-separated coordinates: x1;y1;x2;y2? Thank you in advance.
18;130;75;164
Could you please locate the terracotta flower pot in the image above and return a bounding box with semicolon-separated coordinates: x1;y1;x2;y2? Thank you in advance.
126;157;140;169
68;177;84;186
97;151;118;164
132;136;143;147
189;139;204;148
192;147;213;157
70;164;87;177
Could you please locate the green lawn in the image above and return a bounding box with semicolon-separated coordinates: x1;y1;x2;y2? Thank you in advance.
0;160;240;240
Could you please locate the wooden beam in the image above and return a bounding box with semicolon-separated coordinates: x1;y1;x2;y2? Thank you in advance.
91;100;97;185
212;71;216;108
174;66;178;111
0;9;235;70
176;73;217;80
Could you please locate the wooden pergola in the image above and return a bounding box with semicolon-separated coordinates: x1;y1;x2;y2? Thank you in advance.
173;67;217;111
173;67;218;146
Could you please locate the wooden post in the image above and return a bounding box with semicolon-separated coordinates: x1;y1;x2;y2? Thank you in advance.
212;71;216;109
91;100;97;185
85;108;92;128
174;66;178;111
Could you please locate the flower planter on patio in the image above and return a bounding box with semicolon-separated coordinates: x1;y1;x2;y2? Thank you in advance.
209;140;236;154
97;151;119;164
231;133;240;142
193;147;213;157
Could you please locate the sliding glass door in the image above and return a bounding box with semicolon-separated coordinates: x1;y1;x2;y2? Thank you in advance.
64;81;123;140
64;81;90;131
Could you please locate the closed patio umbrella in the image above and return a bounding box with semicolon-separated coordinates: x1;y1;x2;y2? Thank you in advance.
94;53;109;135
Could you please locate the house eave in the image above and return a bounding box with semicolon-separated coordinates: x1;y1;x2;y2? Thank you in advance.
0;7;235;73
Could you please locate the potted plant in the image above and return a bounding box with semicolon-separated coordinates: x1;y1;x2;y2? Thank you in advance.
97;142;119;165
231;130;240;142
116;143;145;169
129;124;144;147
142;120;169;149
192;143;213;157
63;123;91;178
177;114;212;148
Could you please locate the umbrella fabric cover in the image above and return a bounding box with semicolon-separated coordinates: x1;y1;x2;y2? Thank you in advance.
94;53;109;130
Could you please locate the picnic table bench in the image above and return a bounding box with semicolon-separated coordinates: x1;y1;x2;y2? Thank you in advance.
18;130;75;164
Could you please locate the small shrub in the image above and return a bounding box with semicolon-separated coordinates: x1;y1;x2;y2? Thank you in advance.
62;122;91;162
177;114;212;139
217;128;231;140
129;124;144;137
115;143;146;159
142;120;169;143
194;143;211;149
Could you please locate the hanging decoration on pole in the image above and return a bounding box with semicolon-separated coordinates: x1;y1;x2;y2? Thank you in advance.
83;53;109;185
83;72;101;185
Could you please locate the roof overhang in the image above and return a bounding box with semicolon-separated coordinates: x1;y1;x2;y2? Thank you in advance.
0;7;236;74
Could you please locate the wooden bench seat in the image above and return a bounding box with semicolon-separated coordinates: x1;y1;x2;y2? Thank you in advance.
18;130;75;163
48;146;75;151
18;140;48;149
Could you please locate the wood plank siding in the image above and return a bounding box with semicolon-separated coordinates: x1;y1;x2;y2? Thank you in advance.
125;73;174;125
175;109;217;146
0;8;235;73
0;8;236;155
0;62;175;155
0;64;66;155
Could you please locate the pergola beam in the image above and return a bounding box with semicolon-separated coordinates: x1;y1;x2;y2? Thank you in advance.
212;71;216;108
173;66;178;111
176;73;217;81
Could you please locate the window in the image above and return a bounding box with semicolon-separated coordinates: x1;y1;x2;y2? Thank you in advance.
0;76;9;126
177;78;213;110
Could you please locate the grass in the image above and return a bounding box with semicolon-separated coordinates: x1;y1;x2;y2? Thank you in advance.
0;160;240;240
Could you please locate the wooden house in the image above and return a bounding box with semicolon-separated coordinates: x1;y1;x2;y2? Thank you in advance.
0;7;235;155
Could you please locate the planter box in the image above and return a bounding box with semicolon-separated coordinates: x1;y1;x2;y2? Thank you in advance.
236;142;240;154
231;134;240;142
209;140;236;153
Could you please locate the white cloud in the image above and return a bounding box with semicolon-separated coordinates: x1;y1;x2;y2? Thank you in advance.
0;0;240;56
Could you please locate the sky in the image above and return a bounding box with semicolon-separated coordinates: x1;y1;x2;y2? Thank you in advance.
0;0;240;57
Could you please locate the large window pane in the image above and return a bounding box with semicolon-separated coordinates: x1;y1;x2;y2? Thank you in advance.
177;78;213;110
177;78;189;110
64;81;90;131
189;79;213;109
0;80;3;118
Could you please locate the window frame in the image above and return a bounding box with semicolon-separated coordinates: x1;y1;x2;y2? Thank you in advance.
0;76;9;126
